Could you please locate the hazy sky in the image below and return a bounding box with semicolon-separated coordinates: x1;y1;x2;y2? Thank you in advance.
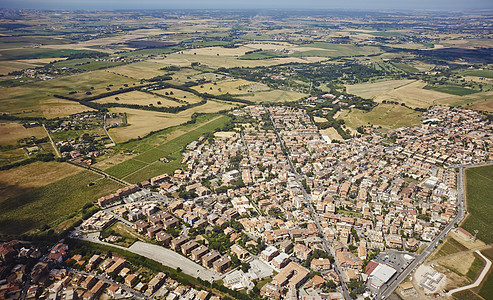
2;0;492;10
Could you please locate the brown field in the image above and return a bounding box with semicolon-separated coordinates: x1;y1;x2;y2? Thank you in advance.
0;122;47;145
180;46;256;57
320;128;343;140
108;61;166;79
168;68;203;84
0;161;82;202
153;53;327;68
313;116;328;123
108;100;236;142
465;98;493;112
0;70;138;117
240;89;307;103
96;91;182;107
153;88;203;104
191;79;265;95
0;60;38;75
39;98;95;118
337;104;422;130
346;79;453;108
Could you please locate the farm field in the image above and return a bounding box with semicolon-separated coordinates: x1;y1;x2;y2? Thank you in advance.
153;88;203;104
462;164;493;244
107;100;236;143
464;97;493;112
104;115;229;182
0;169;123;235
0;161;83;202
292;43;381;58
51;58;126;71
337;103;422;130
319;127;343;141
346;79;453;108
108;61;166;79
239;89;306;103
95;91;182;107
190;79;267;95
153;52;327;68
423;84;479;96
0;122;47;145
0;60;40;75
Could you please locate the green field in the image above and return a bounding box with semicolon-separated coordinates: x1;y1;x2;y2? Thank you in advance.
479;250;493;299
294;43;381;57
393;63;419;73
432;237;469;259
0;48;101;61
462;164;493;244
423;84;479;96
104;114;229;183
0;170;123;235
52;58;126;71
462;69;493;79
466;255;485;281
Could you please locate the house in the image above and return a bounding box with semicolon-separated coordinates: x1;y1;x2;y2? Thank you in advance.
125;274;138;287
202;250;221;267
261;246;279;262
231;244;249;261
155;231;171;245
81;275;97;289
170;235;189;250
272;253;290;269
311;258;331;272
90;280;106;297
336;250;363;270
181;241;199;255
147;272;166;295
271;262;309;289
191;245;209;261
106;257;126;275
213;256;231;273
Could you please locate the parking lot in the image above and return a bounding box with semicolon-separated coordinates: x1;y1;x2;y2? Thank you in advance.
374;250;415;272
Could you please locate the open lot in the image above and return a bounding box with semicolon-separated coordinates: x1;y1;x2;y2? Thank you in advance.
95;90;182;107
107;100;236;143
0;122;47;145
0;169;123;235
337;103;422;130
462;164;493;244
320;127;343;141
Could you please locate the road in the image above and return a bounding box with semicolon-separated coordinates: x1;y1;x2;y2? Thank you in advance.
265;107;351;299
446;250;492;296
80;233;219;282
43;124;61;158
376;161;491;299
103;114;116;147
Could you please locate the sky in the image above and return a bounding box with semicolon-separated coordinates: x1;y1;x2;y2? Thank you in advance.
1;0;492;10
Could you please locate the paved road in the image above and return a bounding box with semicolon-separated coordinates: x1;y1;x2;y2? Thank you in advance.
265;108;351;299
446;250;492;296
80;233;219;282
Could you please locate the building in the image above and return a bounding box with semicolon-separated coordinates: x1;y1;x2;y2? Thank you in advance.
365;261;396;290
311;258;331;272
271;262;309;289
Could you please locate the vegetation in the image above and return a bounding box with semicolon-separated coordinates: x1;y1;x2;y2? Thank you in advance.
462;165;493;243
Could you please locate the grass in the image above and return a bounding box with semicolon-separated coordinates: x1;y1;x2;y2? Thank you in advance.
453;290;483;300
462;165;493;244
107;100;235;143
0;48;100;61
104;114;229;183
108;61;166;79
393;63;419;73
432;237;469;259
462;69;493;79
239;50;286;60
239;89;306;103
478;265;493;299
0;122;47;146
0;170;123;235
104;158;149;179
337;104;422;131
154;88;203;104
95;91;182;107
293;43;381;57
423;84;479;96
101;222;147;247
52;58;126;71
466;255;485;281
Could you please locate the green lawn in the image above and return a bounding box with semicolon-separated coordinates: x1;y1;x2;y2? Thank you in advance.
0;170;123;235
462;165;493;244
423;84;479;96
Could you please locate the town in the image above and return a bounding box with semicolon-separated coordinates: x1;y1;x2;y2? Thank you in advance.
3;102;490;299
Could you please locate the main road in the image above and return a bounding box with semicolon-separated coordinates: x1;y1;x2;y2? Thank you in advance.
265;108;351;299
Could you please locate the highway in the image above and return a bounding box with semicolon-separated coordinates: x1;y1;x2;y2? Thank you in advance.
265;108;351;299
